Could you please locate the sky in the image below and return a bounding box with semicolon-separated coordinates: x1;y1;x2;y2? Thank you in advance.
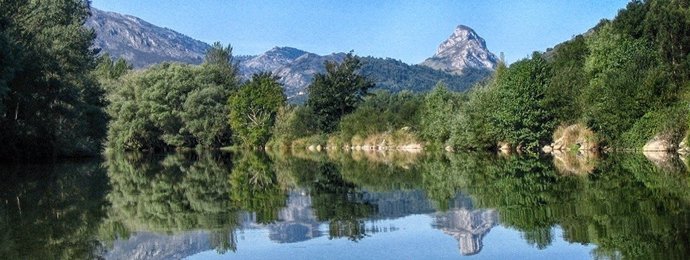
91;0;631;64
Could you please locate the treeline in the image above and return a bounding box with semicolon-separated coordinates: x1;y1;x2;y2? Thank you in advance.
272;0;690;152
440;0;690;151
359;56;492;93
0;1;107;160
4;0;690;158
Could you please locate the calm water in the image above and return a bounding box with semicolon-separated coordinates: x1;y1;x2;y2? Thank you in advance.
1;151;689;259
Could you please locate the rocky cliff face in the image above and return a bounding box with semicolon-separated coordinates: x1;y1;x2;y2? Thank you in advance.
421;25;498;74
86;8;210;68
238;48;346;99
88;9;494;101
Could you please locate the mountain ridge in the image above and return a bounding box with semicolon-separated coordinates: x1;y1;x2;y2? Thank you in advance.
421;25;498;74
86;8;495;101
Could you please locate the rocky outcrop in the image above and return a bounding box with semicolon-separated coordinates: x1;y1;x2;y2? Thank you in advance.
643;134;677;152
421;25;498;74
544;124;597;153
87;8;209;68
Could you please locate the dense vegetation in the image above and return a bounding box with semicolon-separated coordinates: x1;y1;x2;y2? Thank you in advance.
4;0;690;158
440;0;690;151
0;0;106;160
264;1;690;153
360;56;492;93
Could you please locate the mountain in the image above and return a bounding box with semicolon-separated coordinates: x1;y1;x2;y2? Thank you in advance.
86;8;210;68
237;47;347;100
421;25;498;74
87;9;493;102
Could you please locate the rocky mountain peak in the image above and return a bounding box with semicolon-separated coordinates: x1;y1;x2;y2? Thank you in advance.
421;25;498;74
264;47;308;60
86;8;210;68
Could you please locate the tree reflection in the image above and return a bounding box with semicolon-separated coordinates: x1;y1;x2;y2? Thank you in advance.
230;152;286;224
271;153;376;241
103;151;239;253
418;151;690;259
0;161;108;259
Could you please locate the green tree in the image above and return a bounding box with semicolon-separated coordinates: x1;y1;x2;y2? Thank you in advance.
269;105;318;148
307;53;375;133
94;53;132;81
107;63;235;150
183;84;232;147
493;53;554;151
228;73;286;148
0;0;107;160
582;23;659;144
201;42;239;88
419;82;463;145
544;35;589;123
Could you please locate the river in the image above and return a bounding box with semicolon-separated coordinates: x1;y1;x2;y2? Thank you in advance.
1;151;689;259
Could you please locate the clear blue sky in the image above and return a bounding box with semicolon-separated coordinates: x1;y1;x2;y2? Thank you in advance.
91;0;630;64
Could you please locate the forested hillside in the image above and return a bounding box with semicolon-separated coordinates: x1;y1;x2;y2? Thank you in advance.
2;0;689;159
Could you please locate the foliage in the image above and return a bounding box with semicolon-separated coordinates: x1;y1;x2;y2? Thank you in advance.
581;23;660;144
620;104;689;148
0;0;106;160
0;160;109;259
267;105;319;149
543;35;589;123
359;56;492;93
419;82;464;145
492;53;554;151
307;53;375;133
338;90;422;143
230;152;286;224
228;73;285;148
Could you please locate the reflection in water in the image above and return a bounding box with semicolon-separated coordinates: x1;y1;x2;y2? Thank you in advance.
0;161;108;259
104;231;212;260
432;194;499;256
267;189;321;243
3;150;690;259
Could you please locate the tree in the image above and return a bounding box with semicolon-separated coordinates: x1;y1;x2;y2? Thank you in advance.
183;84;232;147
306;53;375;133
493;53;554;151
582;23;659;144
107;63;235;150
0;0;106;160
201;42;239;89
419;82;463;144
228;73;286;148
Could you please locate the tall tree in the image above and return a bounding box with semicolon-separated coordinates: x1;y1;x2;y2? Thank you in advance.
307;53;374;133
201;42;239;89
0;0;106;160
493;53;553;151
228;73;286;148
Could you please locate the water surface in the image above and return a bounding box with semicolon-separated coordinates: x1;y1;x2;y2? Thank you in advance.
1;151;689;259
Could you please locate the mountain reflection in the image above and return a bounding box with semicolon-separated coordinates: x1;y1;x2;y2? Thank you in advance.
432;194;499;256
267;189;321;243
2;150;690;259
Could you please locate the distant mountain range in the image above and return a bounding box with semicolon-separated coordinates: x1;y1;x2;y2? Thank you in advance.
86;8;498;101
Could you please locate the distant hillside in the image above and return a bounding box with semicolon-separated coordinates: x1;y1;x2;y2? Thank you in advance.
86;8;210;68
361;57;492;93
87;8;494;102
